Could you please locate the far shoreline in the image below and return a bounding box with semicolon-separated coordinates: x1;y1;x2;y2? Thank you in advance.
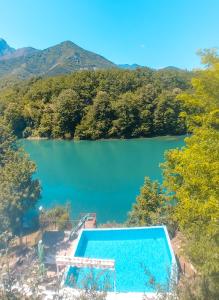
24;134;188;142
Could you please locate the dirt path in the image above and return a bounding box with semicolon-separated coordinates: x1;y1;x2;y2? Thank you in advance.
171;231;197;278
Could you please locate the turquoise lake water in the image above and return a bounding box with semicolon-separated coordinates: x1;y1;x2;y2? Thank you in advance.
66;227;173;292
21;136;185;223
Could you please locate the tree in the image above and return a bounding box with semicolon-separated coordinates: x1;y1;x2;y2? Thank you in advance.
75;91;114;139
177;49;219;131
0;118;16;165
162;51;219;296
127;177;166;226
163;127;219;275
3;102;26;138
110;92;139;138
0;120;41;234
39;205;70;231
37;105;54;137
53;89;84;138
134;84;158;136
153;90;186;135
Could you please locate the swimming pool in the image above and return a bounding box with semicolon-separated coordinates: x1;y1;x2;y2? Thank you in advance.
65;226;176;293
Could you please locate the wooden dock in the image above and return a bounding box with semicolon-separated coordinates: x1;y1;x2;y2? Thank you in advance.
81;213;97;229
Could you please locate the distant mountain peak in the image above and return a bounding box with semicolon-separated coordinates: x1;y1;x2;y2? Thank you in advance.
0;42;39;61
60;40;77;46
0;38;15;57
118;63;142;70
0;38;8;44
160;66;184;71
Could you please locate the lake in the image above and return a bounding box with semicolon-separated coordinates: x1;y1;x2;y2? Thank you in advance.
21;136;185;223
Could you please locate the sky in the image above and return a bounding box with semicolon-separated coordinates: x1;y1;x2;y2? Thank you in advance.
0;0;218;69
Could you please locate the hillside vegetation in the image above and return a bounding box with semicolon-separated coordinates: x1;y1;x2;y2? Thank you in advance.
127;51;219;299
0;68;192;140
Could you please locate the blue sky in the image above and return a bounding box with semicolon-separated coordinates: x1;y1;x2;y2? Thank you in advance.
0;0;218;69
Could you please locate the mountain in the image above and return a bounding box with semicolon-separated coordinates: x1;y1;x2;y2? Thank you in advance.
118;63;142;70
0;47;39;61
160;66;185;71
0;39;187;84
0;39;115;80
0;38;15;57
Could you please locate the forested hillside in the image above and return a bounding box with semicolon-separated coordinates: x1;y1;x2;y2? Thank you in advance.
0;68;192;139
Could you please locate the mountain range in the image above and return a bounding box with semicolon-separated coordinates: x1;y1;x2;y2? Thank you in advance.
0;38;186;82
0;38;116;80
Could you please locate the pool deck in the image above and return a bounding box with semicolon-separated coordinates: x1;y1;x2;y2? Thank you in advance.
57;217;97;257
84;216;97;228
44;215;97;265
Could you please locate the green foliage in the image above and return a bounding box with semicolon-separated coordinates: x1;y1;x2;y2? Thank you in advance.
144;273;219;300
153;89;186;135
177;49;219;131
127;52;219;296
110;91;139;138
163;127;219;274
162;51;219;294
0;120;41;234
0;68;191;140
75;91;114;139
52;88;84;138
3;102;26;137
40;205;70;231
127;177;165;226
127;177;177;236
0;118;16;164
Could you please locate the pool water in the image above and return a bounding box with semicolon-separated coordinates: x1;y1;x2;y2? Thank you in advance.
65;227;175;293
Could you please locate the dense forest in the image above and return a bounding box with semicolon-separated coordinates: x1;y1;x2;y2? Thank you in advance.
0;67;192;140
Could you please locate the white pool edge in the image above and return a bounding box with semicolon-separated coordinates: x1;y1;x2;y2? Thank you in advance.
163;226;178;288
60;287;159;299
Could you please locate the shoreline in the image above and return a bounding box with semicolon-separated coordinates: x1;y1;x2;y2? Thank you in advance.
26;136;48;140
25;134;188;142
